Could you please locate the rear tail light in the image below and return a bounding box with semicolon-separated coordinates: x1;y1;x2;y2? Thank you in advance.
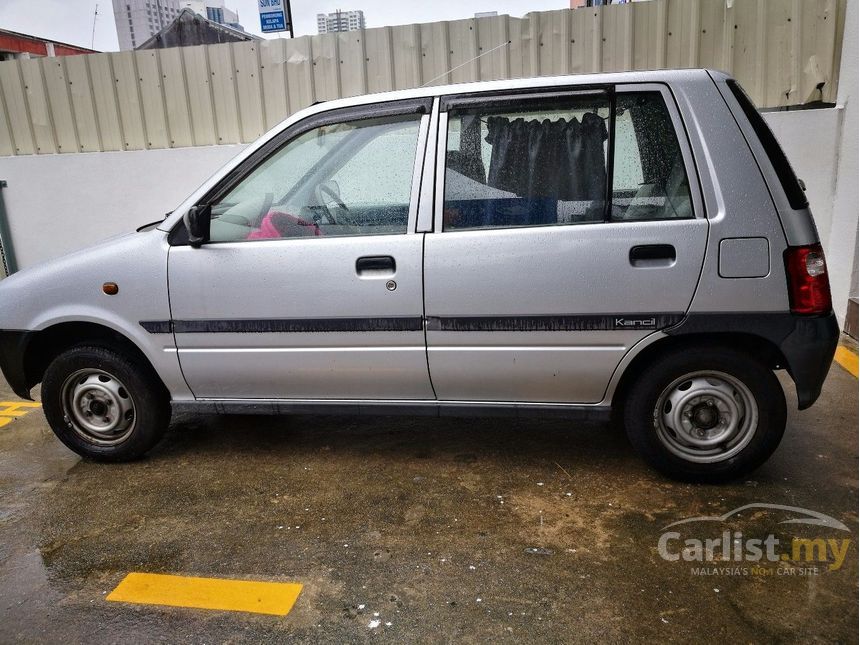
783;243;832;314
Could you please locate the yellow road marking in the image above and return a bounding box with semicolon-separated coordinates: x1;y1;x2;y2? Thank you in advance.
0;401;41;428
0;401;42;411
106;573;303;616
834;345;859;378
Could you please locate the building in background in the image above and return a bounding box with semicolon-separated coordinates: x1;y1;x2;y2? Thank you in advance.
137;7;258;49
317;10;366;34
474;11;498;18
179;0;245;32
0;28;97;61
112;0;182;50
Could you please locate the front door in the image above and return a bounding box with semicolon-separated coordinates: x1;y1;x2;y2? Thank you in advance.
168;101;435;400
423;85;708;404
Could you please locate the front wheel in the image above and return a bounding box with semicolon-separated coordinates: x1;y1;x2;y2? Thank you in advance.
42;344;170;461
623;346;787;482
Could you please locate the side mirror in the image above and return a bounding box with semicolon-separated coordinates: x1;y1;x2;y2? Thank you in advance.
184;204;211;248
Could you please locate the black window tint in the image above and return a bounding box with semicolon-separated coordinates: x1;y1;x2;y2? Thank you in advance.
442;95;611;231
727;79;808;209
611;92;693;221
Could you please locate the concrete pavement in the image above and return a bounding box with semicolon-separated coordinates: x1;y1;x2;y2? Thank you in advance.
0;356;857;643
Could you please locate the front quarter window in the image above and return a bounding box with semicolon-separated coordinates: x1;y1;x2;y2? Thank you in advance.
206;113;422;243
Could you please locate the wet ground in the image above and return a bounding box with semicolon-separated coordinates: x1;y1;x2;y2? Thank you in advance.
0;356;857;643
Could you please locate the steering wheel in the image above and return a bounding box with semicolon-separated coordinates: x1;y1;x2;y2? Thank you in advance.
314;183;351;225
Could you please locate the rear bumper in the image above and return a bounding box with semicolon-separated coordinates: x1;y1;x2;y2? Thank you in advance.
779;312;839;409
666;311;840;410
0;330;35;400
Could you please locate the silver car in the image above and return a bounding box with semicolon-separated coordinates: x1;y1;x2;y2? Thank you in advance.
0;69;839;481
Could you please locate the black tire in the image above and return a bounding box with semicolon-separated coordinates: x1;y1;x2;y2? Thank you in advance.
623;346;786;483
41;344;170;462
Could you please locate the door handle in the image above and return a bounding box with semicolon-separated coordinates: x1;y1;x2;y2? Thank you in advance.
356;255;396;276
629;244;676;268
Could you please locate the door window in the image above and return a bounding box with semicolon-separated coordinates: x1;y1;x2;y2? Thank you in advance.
208;113;422;242
443;95;611;230
441;90;693;231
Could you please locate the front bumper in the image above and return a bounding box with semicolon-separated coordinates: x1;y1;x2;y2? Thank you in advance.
0;330;35;400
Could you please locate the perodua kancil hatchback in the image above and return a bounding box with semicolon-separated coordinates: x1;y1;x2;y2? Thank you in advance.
0;69;839;481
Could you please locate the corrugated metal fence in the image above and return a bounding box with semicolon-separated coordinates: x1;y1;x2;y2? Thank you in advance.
0;0;846;156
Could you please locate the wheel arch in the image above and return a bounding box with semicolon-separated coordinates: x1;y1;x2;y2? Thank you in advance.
610;332;789;410
22;321;168;398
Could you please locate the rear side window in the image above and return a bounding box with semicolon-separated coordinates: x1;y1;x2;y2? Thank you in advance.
443;95;611;230
727;80;808;209
441;89;694;231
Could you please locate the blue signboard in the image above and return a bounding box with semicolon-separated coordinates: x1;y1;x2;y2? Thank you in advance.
259;0;288;34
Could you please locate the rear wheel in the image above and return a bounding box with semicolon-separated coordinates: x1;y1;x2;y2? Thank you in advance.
42;344;170;461
623;346;786;482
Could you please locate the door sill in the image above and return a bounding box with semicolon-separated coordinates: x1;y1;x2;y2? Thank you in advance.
171;399;611;421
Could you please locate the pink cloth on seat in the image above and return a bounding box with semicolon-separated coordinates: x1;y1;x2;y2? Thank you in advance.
246;210;323;240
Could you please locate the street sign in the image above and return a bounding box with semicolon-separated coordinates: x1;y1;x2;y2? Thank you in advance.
258;0;291;35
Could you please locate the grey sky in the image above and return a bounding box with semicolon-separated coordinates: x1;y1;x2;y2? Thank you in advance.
0;0;568;52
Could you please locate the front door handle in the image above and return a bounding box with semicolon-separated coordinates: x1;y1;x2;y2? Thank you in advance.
629;244;676;268
356;255;396;276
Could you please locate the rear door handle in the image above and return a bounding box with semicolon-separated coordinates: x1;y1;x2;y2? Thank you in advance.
356;255;396;276
629;244;676;268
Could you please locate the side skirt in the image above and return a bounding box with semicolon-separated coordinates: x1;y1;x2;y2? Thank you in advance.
171;399;612;421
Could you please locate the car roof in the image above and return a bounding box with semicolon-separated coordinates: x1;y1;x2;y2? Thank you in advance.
294;68;725;118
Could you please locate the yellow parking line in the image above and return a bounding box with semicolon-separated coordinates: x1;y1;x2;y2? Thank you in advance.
834;345;859;378
0;401;42;428
0;401;41;411
106;573;303;616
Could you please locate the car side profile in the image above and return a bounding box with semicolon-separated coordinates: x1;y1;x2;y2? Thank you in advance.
0;69;839;481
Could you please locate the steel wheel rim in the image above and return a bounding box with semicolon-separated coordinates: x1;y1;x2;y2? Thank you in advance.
653;370;758;464
61;369;136;446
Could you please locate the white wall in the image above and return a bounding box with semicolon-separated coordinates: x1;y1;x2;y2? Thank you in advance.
825;0;859;323
763;108;842;246
0;144;246;269
0;107;852;306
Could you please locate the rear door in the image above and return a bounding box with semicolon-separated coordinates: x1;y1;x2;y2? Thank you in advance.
423;84;708;403
168;99;435;400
